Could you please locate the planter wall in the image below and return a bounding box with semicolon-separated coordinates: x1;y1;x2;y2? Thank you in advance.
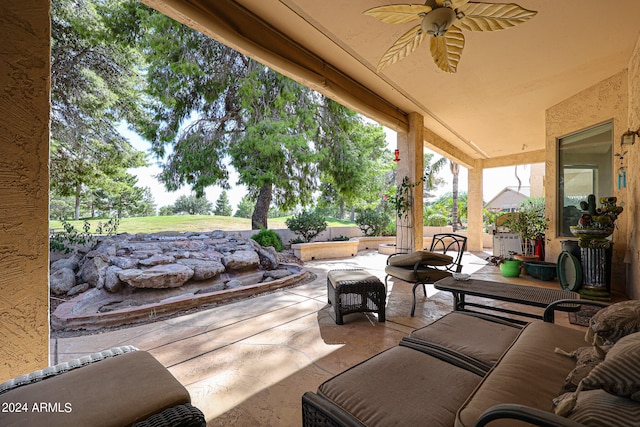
292;240;359;262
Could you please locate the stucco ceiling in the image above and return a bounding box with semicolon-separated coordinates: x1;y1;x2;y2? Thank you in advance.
144;0;640;167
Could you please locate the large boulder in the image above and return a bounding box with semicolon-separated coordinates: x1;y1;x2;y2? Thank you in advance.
176;259;226;281
222;250;260;271
117;264;195;289
251;240;279;270
78;254;110;289
50;268;77;296
138;254;176;267
104;265;124;293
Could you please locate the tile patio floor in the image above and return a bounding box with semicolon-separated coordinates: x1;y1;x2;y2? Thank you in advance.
50;250;596;426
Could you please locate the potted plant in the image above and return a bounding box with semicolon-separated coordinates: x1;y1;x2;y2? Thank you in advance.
498;253;523;277
503;198;548;260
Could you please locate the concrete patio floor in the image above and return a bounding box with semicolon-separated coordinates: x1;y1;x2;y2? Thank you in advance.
50;250;597;426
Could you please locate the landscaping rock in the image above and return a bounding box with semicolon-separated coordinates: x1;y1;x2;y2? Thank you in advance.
222;250;260;270
263;269;292;280
176;259;226;280
224;279;244;289
138;254;176;266
104;265;124;293
50;256;80;272
117;264;195;289
67;283;90;297
109;256;139;269
78;255;109;289
50;267;77;296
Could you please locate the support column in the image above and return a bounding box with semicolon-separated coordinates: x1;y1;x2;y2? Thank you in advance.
396;113;424;253
0;0;51;379
467;165;484;252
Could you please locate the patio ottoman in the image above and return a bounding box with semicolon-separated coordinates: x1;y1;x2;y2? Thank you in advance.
327;269;386;325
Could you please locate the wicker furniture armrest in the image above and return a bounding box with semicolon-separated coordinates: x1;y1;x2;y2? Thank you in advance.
474;403;585;427
302;392;366;427
0;345;138;394
543;299;609;323
132;403;206;427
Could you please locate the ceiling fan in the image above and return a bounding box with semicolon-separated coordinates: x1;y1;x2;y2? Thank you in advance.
364;0;537;73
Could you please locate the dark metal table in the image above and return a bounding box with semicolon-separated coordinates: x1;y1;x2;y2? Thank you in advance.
434;276;580;323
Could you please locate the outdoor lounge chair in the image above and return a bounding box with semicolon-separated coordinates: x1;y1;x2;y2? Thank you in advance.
385;233;467;316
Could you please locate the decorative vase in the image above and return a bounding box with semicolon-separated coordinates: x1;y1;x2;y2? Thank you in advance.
499;259;522;277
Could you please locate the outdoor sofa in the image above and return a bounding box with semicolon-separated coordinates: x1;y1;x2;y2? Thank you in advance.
302;299;640;426
0;346;205;427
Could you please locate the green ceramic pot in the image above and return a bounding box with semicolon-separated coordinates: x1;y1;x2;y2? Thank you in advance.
499;259;523;277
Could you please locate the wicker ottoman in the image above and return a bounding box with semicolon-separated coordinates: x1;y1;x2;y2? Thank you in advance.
327;269;386;325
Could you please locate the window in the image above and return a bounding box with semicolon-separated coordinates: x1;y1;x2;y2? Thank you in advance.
558;122;613;237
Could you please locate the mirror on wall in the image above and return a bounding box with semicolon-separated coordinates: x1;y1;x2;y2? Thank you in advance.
558;121;613;237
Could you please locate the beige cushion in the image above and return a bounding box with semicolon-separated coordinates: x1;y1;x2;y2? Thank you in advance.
387;251;453;267
318;345;481;426
456;322;585;427
582;332;640;400
385;264;451;283
586;300;640;346
556;389;640;426
409;312;522;366
0;351;190;427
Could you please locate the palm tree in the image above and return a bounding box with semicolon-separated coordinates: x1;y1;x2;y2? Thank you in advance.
450;161;460;231
424;153;447;198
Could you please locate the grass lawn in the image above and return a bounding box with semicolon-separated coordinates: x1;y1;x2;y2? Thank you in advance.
50;215;357;234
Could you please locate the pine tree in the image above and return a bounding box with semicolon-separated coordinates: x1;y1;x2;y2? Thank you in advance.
214;191;233;216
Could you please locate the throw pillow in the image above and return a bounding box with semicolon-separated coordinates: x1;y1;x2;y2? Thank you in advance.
582;332;640;400
557;346;604;394
387;251;453;268
554;389;640;426
585;300;640;347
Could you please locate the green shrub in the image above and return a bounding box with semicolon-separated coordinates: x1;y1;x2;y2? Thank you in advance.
251;228;283;252
50;218;120;253
356;208;391;237
285;210;327;243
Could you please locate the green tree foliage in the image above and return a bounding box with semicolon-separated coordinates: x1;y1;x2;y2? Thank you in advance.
356;208;391;237
136;12;388;229
234;195;254;218
173;194;213;215
316;101;388;218
251;229;283;252
213;191;233;216
50;0;149;219
429;192;469;228
285;211;328;243
159;205;175;216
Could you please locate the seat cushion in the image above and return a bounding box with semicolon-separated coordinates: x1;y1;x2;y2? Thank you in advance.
385;264;451;283
318;345;482;427
387;251;453;267
327;269;381;288
0;351;190;427
409;312;523;366
456;321;585;427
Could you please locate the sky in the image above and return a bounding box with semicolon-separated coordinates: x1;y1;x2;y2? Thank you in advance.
124;125;532;212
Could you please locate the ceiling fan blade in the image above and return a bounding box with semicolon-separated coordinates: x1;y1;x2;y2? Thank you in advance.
457;2;537;31
437;0;470;8
430;25;465;73
377;25;427;72
363;5;433;24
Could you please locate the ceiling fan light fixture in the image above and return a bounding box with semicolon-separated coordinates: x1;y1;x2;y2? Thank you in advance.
421;7;456;37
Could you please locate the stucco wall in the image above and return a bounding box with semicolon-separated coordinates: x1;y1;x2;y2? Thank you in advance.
0;1;50;380
626;35;640;299
545;71;629;296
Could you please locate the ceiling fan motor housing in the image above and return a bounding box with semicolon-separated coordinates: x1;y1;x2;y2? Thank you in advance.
421;7;456;37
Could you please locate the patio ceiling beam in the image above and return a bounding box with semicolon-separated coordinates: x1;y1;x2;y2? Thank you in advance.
142;0;410;133
481;150;546;169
